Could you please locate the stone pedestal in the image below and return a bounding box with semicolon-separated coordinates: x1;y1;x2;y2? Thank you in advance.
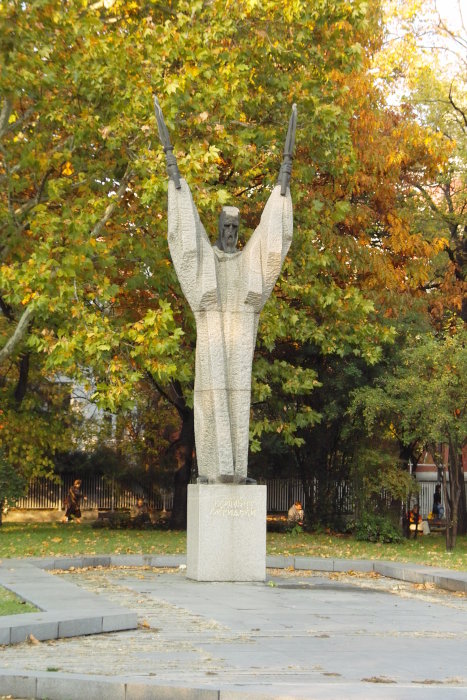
186;484;266;582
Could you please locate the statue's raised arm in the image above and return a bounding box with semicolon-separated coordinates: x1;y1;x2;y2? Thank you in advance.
153;94;181;189
154;95;215;313
277;103;297;196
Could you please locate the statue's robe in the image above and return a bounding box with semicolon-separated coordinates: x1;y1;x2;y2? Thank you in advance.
168;179;293;481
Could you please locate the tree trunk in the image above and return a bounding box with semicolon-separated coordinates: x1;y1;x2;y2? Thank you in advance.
14;353;30;406
443;472;453;550
458;474;467;536
169;406;194;530
452;440;467;536
145;375;195;530
444;438;462;551
156;379;195;531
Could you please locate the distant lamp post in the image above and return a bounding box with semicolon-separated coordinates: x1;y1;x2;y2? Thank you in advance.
408;459;413;476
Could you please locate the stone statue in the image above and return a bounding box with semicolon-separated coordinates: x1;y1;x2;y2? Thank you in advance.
154;98;296;483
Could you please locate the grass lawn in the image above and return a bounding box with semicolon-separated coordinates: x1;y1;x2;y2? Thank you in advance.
0;523;186;559
0;523;466;570
268;531;467;571
0;586;38;616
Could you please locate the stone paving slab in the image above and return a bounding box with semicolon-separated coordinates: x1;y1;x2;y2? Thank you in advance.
2;554;467;648
27;553;187;571
9;616;59;645
266;555;294;569
0;671;221;700
293;556;335;571
3;669;467;700
332;557;374;572
1;555;467;698
374;561;467;593
0;557;138;645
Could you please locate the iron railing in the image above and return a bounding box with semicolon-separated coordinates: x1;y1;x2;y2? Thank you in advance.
12;476;464;517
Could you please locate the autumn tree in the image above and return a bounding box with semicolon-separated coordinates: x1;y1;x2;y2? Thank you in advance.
1;0;455;528
373;0;466;322
0;1;182;508
245;2;455;526
342;0;467;542
0;0;385;524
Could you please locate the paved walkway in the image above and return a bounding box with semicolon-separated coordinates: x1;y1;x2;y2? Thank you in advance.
1;555;467;699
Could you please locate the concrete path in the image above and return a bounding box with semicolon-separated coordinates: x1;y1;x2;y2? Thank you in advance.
1;555;467;699
0;557;138;645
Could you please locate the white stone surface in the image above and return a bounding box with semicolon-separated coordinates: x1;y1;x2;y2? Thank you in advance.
186;484;266;581
168;180;292;482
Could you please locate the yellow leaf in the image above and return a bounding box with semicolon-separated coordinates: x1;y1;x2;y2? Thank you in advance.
62;162;74;176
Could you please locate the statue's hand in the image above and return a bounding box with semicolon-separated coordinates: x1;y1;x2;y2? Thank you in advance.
277;158;292;194
165;149;181;187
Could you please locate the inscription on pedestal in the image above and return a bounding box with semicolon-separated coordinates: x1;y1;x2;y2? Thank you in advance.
210;498;257;519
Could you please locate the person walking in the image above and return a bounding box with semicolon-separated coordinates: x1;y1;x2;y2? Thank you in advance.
61;479;86;523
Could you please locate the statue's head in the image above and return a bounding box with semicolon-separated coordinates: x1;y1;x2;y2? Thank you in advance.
217;206;239;253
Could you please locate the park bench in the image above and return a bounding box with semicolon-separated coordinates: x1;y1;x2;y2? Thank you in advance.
427;518;447;533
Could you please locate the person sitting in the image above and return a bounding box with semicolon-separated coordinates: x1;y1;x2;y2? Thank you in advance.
287;501;304;527
130;497;151;527
408;504;430;535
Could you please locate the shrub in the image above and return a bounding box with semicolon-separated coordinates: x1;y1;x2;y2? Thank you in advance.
354;512;402;543
287;524;303;537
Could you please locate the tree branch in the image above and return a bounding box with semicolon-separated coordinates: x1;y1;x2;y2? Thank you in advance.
1;104;34;139
448;85;467;131
0;98;12;139
0;305;34;363
145;370;175;406
145;371;191;418
13;167;54;219
413;183;457;230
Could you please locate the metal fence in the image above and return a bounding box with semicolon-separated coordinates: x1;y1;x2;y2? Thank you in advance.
16;476;350;514
14;477;173;512
12;476;465;517
264;478;355;514
265;478;306;512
